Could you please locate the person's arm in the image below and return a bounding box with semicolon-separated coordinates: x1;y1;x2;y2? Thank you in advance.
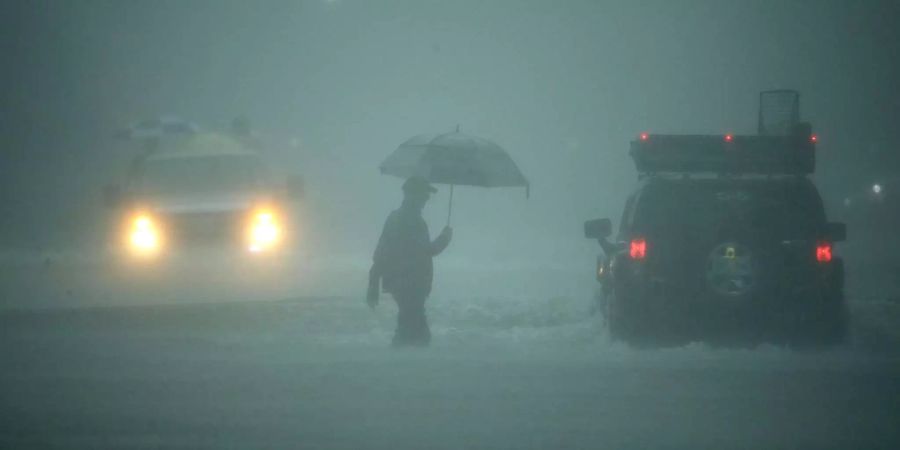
367;264;380;308
373;213;399;269
430;226;453;256
368;214;395;307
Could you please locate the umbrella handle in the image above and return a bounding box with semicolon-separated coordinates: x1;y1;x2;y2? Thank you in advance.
447;184;454;227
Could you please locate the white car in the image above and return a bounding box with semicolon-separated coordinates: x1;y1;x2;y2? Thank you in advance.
105;132;303;265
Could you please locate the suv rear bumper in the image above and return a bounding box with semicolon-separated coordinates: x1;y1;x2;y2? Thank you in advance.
609;257;844;339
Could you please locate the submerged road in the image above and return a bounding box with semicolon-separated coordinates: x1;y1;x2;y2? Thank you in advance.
2;294;899;449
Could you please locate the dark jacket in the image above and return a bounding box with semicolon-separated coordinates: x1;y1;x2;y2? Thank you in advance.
371;206;450;298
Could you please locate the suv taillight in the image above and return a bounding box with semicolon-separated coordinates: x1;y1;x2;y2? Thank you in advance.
630;238;647;260
816;242;833;263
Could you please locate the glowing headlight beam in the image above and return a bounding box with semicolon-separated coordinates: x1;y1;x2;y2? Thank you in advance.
128;214;161;254
247;210;282;253
251;222;279;244
130;228;158;249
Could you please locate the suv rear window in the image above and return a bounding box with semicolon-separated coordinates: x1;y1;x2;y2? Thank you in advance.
631;179;825;241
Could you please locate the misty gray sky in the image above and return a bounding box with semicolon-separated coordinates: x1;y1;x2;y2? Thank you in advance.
1;0;898;260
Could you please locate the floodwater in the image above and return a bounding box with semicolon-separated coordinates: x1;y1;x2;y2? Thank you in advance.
1;255;898;449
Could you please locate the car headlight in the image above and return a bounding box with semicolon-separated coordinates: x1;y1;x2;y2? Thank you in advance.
247;209;281;253
127;214;161;255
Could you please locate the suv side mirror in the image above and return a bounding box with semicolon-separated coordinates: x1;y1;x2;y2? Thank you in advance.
825;222;846;242
286;174;304;200
584;218;612;240
103;184;123;209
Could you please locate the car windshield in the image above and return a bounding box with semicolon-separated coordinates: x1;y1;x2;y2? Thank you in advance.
137;154;267;196
633;179;825;240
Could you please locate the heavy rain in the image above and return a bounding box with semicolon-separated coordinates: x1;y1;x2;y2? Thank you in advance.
1;1;899;448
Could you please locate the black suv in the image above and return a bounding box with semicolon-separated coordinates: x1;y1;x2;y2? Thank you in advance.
585;91;848;347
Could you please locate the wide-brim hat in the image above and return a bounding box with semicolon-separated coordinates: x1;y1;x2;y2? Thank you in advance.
402;176;437;194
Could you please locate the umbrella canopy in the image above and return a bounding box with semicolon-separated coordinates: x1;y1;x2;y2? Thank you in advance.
380;130;528;225
380;131;528;189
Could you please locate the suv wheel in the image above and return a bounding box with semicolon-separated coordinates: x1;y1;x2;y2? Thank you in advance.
789;294;848;348
606;289;636;342
606;287;689;348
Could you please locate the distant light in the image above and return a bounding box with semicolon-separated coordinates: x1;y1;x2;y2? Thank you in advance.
816;242;833;263
639;132;649;142
810;134;818;143
724;134;734;143
873;184;883;194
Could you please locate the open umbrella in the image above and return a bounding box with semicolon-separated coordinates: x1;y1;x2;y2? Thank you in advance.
380;128;529;225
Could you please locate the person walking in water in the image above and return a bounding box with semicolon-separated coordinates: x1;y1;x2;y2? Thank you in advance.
368;176;452;346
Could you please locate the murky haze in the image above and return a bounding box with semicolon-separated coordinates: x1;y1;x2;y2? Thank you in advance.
4;1;898;260
1;1;899;448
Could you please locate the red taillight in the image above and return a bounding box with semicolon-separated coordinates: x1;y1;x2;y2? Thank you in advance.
816;242;832;263
724;133;734;143
639;132;649;141
810;134;818;143
630;238;647;260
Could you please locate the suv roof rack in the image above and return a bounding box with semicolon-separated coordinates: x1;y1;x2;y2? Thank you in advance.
631;132;816;176
632;89;816;176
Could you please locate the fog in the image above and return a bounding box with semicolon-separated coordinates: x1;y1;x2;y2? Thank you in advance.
1;1;899;448
4;0;898;256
